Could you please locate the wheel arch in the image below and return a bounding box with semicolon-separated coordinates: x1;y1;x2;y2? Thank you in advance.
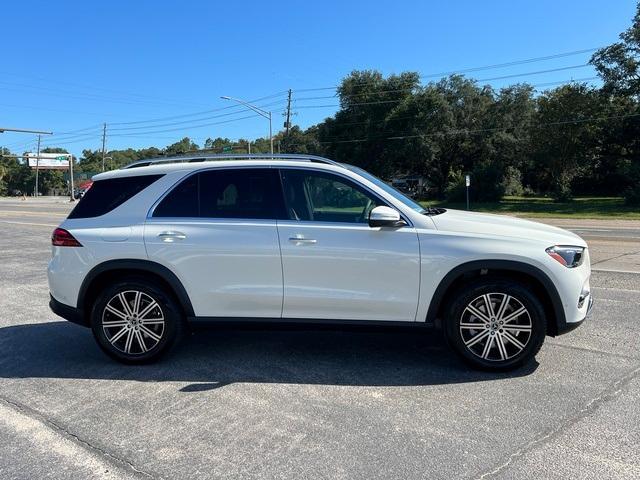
426;260;566;336
77;259;195;324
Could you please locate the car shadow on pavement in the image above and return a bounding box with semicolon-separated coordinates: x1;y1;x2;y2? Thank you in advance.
0;321;538;389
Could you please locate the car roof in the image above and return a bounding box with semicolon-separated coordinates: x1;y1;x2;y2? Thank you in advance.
92;154;348;181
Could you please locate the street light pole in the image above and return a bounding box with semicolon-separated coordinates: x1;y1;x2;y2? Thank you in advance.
220;96;273;155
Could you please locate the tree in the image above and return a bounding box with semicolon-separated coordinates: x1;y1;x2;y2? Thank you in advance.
530;84;603;201
278;125;322;154
319;70;421;177
38;147;69;194
165;137;199;156
591;3;640;97
590;2;640;204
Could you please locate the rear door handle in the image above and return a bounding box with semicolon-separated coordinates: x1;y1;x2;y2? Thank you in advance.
288;235;317;245
158;231;186;242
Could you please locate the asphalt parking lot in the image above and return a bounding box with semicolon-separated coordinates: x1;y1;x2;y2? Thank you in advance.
0;198;638;480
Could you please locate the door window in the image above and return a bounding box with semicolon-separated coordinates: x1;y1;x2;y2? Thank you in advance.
153;168;286;219
280;169;382;223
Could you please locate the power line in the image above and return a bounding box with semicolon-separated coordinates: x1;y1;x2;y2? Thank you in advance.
0;81;206;109
293;65;594;102
108;99;288;132
109;110;287;137
421;48;599;78
475;64;590;83
109;91;289;126
295;47;601;92
0;70;211;107
292;77;600;111
316;112;640;145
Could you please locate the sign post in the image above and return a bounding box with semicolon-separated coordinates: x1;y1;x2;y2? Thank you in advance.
68;154;75;202
465;174;471;211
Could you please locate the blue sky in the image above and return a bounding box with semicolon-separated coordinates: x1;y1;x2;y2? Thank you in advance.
1;0;636;156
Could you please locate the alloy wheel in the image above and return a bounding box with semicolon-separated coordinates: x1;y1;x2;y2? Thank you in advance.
101;290;165;355
459;293;532;362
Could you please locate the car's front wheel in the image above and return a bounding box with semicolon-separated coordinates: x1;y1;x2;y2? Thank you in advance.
90;278;183;364
444;280;546;371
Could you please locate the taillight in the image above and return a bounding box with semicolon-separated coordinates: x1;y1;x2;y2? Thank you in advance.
52;228;82;247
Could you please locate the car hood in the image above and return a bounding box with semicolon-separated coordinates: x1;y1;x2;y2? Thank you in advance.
429;209;587;247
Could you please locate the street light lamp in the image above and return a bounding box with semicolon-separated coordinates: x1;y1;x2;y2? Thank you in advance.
220;96;273;155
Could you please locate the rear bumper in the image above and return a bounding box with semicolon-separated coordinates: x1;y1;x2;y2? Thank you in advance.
49;294;88;327
557;294;593;335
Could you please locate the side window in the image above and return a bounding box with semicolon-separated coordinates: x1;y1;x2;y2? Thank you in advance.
68;174;163;219
153;174;198;217
153;168;285;220
281;170;383;223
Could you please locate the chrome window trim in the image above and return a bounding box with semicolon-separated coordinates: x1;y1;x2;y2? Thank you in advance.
146;164;413;228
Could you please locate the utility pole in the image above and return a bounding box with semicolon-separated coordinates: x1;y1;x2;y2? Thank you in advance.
68;153;75;202
101;123;107;172
34;134;41;197
285;89;292;136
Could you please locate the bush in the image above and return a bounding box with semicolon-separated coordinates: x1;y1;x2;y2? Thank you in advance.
444;171;467;202
502;166;524;196
552;184;573;202
472;162;506;202
445;163;507;203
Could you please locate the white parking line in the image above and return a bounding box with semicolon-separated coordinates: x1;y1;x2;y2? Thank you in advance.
0;220;57;228
592;267;640;275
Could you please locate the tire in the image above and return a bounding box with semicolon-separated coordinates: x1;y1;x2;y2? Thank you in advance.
90;277;184;364
443;279;546;371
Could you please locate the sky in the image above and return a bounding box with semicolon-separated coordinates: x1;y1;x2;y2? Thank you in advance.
0;0;636;156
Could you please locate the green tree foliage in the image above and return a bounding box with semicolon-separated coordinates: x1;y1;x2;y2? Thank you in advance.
529;84;602;201
591;7;640;97
590;2;640;204
165;137;199;156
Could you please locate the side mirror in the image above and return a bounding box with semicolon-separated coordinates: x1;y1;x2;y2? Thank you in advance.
369;206;405;228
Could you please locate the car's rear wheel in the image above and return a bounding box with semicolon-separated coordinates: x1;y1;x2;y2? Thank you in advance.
90;278;183;364
444;280;546;371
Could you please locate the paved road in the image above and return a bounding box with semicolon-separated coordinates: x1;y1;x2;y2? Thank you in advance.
0;199;638;479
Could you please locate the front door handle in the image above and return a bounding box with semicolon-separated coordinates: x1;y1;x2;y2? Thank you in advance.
158;231;186;242
288;235;317;245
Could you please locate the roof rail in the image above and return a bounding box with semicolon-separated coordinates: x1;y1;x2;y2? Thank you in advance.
123;153;342;169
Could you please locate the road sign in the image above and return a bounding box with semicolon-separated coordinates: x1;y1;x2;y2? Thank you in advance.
465;174;470;211
25;152;71;170
222;146;233;152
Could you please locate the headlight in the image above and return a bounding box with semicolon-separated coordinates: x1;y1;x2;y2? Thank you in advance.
546;246;585;268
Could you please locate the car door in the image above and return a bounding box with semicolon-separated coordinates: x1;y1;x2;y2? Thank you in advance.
144;167;285;318
277;168;421;322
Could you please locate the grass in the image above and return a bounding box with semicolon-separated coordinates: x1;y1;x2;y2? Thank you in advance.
420;196;640;220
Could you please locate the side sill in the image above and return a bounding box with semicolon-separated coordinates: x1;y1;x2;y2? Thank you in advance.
187;316;435;329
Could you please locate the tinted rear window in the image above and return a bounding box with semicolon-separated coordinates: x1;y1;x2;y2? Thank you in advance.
68;174;163;219
153;168;285;219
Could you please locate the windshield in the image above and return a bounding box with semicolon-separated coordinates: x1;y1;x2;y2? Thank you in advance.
344;165;427;214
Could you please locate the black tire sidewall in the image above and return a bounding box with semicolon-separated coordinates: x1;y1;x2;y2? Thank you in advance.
444;280;546;371
90;278;182;364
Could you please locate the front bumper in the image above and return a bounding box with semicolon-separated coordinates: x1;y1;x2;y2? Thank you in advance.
49;294;89;327
557;294;593;335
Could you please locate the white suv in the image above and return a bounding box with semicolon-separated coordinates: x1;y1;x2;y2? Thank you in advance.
48;154;593;370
